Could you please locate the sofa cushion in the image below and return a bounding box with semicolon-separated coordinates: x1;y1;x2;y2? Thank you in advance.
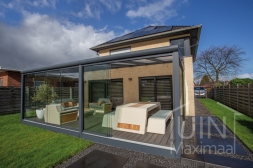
62;102;69;108
52;99;75;104
69;101;77;106
90;105;103;109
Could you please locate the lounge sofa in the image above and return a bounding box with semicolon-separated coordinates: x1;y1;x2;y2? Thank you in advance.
89;98;112;113
44;99;79;125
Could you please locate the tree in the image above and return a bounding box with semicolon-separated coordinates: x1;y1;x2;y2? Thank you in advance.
194;45;246;83
200;75;210;85
229;78;253;85
31;84;58;109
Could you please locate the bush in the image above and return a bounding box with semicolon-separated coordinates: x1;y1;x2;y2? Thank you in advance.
229;78;253;85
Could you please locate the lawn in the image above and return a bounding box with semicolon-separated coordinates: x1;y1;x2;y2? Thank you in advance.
199;98;253;151
0;113;93;168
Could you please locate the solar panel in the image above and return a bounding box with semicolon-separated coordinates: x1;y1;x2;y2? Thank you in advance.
107;26;173;44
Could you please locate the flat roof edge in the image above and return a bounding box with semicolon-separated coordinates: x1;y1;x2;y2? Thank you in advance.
22;45;178;74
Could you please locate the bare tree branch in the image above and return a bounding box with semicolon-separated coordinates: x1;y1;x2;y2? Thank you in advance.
194;45;246;83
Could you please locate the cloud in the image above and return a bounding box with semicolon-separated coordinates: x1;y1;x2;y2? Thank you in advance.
236;73;253;79
74;0;122;20
0;12;116;70
0;0;58;9
126;0;177;23
99;0;122;13
0;12;4;17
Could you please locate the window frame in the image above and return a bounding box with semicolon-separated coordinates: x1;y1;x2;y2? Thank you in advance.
110;47;131;55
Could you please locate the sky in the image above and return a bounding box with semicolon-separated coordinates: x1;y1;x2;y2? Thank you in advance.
0;0;252;79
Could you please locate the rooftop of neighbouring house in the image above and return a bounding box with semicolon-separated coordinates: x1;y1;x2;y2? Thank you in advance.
0;66;20;72
90;25;202;51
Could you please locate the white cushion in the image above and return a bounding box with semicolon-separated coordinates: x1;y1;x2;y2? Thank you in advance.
147;110;173;134
102;112;115;129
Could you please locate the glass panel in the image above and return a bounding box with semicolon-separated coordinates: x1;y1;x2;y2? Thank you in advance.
24;68;79;130
108;80;123;109
24;74;36;119
156;78;172;110
59;67;79;130
24;72;47;122
84;64;112;136
140;78;155;102
44;68;79;130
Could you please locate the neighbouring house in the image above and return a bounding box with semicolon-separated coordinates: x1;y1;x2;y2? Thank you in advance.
0;66;21;87
21;25;202;158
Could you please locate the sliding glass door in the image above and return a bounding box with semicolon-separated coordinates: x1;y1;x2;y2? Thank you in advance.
139;76;172;110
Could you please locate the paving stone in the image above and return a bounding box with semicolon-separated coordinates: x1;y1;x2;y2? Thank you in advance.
195;116;222;125
67;150;128;168
195;124;229;135
195;134;247;156
134;161;166;168
203;154;253;168
181;153;205;168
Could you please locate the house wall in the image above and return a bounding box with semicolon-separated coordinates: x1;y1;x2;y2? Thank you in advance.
95;33;195;116
7;71;21;86
99;34;190;56
0;72;8;86
183;56;195;116
83;63;173;107
0;71;21;86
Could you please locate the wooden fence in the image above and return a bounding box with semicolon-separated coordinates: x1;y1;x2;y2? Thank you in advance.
213;84;253;117
0;87;21;115
25;87;79;108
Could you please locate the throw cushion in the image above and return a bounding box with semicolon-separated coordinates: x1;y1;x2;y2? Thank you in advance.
68;102;73;107
62;102;69;108
72;102;78;106
68;101;78;107
97;101;105;106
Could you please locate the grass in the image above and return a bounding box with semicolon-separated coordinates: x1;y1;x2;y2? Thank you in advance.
0;113;94;168
199;98;253;151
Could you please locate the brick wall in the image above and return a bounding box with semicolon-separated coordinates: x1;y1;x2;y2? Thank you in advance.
83;63;173;107
7;71;21;86
183;56;195;116
0;71;21;86
0;72;8;86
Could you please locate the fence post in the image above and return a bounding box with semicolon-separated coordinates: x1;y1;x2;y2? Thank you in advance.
26;87;29;107
237;84;239;111
228;84;230;107
70;87;73;99
248;84;251;116
223;85;225;104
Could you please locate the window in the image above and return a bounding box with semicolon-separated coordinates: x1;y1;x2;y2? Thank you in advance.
34;81;45;87
0;78;2;86
110;47;131;55
139;76;172;110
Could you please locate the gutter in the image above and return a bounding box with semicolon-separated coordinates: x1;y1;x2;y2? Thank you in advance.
193;24;202;62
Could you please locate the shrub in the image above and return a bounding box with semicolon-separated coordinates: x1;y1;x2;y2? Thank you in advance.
229;78;253;85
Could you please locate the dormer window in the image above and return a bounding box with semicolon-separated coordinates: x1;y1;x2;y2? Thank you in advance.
110;47;131;55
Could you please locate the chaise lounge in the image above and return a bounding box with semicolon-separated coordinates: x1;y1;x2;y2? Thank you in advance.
89;98;112;113
44;99;79;125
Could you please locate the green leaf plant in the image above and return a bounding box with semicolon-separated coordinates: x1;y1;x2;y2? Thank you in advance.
31;83;58;109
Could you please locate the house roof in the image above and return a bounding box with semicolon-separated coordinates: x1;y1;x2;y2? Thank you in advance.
90;25;202;53
0;66;20;72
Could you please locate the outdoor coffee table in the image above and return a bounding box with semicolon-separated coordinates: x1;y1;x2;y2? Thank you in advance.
113;102;161;134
